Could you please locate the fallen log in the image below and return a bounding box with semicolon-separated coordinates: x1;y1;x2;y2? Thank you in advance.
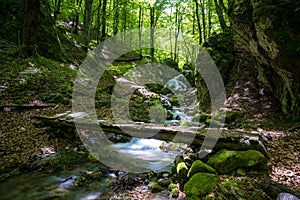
34;111;268;155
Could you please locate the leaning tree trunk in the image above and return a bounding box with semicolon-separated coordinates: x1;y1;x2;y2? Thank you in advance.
22;0;41;57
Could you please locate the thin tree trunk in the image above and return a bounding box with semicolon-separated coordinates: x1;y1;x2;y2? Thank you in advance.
208;0;212;37
83;0;93;52
138;6;143;57
200;0;206;41
95;0;102;41
74;0;82;34
122;1;127;41
169;6;173;60
150;6;155;60
214;0;228;31
113;0;119;35
22;0;41;57
100;0;107;42
194;0;202;44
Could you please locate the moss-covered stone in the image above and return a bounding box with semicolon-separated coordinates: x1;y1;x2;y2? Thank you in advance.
240;149;266;167
168;183;177;191
171;188;179;198
157;178;171;187
207;149;267;174
184;172;219;198
150;183;164;193
207;149;243;174
176;162;188;178
187;160;216;178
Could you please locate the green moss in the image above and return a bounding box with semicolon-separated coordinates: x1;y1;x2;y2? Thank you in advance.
207;149;243;174
176;162;188;177
171;188;179;198
237;168;247;176
240;149;266;167
184;172;218;198
207;149;267;174
168;183;177;191
151;183;164;193
187;160;216;178
157;178;171;187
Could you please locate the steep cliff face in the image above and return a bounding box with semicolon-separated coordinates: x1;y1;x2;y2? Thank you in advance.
228;0;300;116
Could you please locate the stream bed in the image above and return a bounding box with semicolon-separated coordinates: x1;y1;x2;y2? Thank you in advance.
0;138;176;200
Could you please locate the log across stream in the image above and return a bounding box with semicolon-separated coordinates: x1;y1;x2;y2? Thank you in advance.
35;111;268;156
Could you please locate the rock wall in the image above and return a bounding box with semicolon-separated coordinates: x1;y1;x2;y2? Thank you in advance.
228;0;300;116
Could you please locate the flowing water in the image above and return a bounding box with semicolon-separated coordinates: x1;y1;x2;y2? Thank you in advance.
112;138;176;172
0;138;176;200
0;162;108;200
0;74;197;199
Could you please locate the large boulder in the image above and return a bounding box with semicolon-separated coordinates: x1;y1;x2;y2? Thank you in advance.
207;149;266;174
184;172;219;198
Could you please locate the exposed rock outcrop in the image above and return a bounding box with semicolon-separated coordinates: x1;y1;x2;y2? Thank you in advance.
228;0;300;116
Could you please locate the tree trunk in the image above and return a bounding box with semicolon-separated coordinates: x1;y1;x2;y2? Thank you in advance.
95;0;102;41
100;0;107;42
74;0;83;34
22;0;41;57
138;6;143;57
207;0;212;37
200;0;206;41
194;0;202;44
113;0;119;35
150;6;155;60
83;0;93;52
214;0;228;31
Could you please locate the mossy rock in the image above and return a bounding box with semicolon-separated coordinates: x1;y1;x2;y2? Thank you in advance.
184;172;219;198
187;160;216;178
207;149;243;174
176;162;188;178
150;183;164;193
171;188;179;198
157;178;171;187
240;149;267;167
207;149;267;174
168;183;177;191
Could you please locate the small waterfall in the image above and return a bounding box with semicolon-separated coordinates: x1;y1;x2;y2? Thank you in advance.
163;75;196;126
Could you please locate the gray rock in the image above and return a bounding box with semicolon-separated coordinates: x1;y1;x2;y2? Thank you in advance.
277;193;300;200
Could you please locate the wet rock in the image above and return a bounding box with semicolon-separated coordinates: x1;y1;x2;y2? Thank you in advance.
184;172;219;198
187;160;216;178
